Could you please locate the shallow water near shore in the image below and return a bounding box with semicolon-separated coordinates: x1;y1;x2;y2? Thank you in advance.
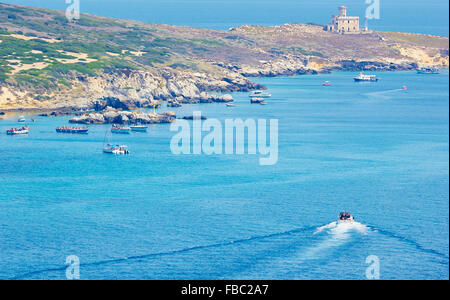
0;71;448;279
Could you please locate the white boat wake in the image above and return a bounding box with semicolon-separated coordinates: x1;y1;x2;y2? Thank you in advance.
298;221;371;260
365;88;405;100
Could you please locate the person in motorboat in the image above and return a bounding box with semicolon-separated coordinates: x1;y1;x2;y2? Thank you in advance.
338;212;354;222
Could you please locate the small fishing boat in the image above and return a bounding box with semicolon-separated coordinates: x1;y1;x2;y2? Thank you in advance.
402;86;407;91
322;81;331;86
417;67;439;74
6;126;29;135
249;91;272;98
17;116;26;122
226;103;236;107
103;144;130;155
130;124;148;132
111;124;131;134
56;126;89;134
259;101;268;105
354;73;378;82
338;212;354;223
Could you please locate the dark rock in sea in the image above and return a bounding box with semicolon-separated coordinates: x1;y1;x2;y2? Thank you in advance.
181;115;208;120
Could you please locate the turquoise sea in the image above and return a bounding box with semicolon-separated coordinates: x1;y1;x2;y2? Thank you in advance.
0;71;448;279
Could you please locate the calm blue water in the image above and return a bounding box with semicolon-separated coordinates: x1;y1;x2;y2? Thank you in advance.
0;71;448;279
2;0;449;36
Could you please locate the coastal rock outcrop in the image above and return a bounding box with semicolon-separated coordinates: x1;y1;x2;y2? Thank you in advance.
69;107;176;125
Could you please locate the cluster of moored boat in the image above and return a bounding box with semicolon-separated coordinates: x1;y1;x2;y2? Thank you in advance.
5;116;149;155
111;124;148;134
249;90;271;105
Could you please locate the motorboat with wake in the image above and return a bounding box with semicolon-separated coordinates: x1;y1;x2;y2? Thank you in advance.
338;212;354;223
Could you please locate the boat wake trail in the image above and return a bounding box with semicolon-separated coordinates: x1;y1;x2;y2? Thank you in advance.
10;225;318;280
365;88;405;100
369;226;449;261
301;221;371;260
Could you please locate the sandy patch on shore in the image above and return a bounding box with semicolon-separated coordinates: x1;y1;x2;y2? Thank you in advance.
6;33;60;43
130;50;146;56
55;50;98;64
54;50;97;64
7;61;50;74
27;50;44;54
107;52;121;56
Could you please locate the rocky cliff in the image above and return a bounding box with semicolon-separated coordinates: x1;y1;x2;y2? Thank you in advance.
0;3;448;111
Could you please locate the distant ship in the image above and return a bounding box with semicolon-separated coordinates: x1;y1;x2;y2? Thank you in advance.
417;67;440;74
249;91;272;98
354;73;378;82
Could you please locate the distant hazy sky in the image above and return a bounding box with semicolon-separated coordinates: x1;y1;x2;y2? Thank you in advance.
1;0;449;36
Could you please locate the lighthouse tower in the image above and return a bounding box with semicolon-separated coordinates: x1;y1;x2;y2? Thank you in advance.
326;6;361;34
338;6;347;17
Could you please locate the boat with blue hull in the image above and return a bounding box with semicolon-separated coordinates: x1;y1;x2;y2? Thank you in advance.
56;126;89;134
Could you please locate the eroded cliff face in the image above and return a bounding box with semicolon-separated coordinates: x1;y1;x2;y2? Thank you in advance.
0;68;263;110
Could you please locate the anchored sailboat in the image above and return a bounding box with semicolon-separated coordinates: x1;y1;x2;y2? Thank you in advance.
103;130;130;155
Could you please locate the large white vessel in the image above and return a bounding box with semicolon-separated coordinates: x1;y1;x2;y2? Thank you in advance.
354;73;378;82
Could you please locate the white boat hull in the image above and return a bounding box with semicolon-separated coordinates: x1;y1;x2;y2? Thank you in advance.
131;127;148;132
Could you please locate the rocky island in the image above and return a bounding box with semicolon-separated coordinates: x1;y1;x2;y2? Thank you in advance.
0;2;448;113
